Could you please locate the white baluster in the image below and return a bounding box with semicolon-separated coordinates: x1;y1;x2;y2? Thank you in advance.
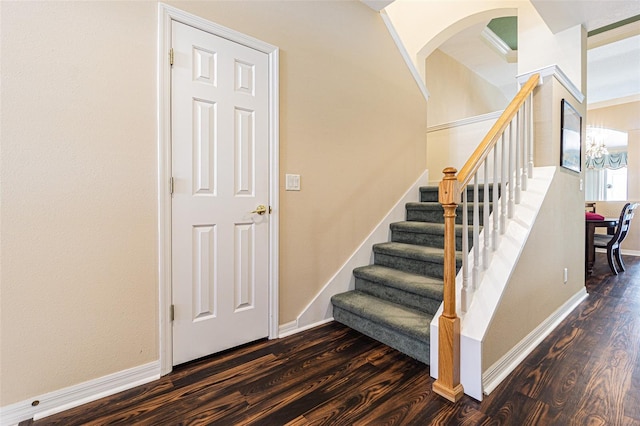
461;189;470;312
521;104;528;192
483;161;490;269
528;93;534;178
500;132;507;234
473;174;480;293
492;144;499;250
508;122;515;219
515;111;521;205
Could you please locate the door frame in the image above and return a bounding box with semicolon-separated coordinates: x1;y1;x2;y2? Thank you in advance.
157;3;279;375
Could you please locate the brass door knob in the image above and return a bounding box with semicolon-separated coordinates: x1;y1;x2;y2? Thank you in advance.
251;205;267;215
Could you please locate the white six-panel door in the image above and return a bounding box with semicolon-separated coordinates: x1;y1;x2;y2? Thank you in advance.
171;20;270;365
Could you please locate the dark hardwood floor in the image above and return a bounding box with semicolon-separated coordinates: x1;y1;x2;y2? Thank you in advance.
22;253;640;425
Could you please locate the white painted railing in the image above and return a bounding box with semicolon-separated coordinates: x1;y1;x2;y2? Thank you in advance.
460;82;536;312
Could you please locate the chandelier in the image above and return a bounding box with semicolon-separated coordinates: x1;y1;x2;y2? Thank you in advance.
585;128;609;160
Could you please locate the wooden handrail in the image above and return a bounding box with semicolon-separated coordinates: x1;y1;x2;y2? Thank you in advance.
457;74;540;189
432;72;540;403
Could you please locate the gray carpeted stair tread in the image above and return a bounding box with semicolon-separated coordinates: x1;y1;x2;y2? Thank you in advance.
405;202;492;225
373;242;463;262
405;202;493;211
373;242;462;278
331;291;431;342
353;264;443;299
420;185;500;203
390;221;475;250
390;221;467;236
332;305;430;364
329;183;483;364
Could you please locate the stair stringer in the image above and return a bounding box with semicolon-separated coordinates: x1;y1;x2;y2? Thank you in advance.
284;169;429;337
430;166;557;401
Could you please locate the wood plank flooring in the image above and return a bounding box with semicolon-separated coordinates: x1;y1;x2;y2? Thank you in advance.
22;254;640;425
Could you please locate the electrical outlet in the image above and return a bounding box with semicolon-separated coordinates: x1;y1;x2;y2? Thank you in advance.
286;174;300;191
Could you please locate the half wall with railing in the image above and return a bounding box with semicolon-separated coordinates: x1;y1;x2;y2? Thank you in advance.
432;73;540;402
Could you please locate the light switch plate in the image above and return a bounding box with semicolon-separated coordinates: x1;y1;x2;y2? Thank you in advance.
286;174;300;191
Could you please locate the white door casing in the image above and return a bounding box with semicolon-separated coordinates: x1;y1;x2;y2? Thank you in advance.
158;4;279;373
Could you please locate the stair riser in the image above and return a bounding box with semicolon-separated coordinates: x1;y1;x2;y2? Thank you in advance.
391;230;471;250
333;307;430;364
355;277;442;316
420;187;500;203
374;253;461;279
406;208;489;225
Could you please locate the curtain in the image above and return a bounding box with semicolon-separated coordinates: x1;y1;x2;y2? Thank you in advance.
585;168;604;200
585;152;628;170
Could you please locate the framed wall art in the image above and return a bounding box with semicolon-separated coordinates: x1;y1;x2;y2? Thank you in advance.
560;99;582;173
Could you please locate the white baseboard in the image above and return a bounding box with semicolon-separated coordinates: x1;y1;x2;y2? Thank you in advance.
0;361;160;426
295;170;429;329
278;318;335;339
278;320;298;337
482;288;588;395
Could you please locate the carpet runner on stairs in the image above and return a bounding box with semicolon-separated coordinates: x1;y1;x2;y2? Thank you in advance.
331;185;493;364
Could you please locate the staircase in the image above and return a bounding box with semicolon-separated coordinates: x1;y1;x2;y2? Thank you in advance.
331;185;493;364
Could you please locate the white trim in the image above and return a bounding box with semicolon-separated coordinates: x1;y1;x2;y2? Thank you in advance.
278;320;298;337
482;288;588;395
588;94;640;110
295;170;429;330
517;65;584;104
427;110;504;133
587;20;640;50
268;48;280;339
481;27;517;63
157;3;280;374
379;10;430;102
278;318;335;339
0;362;160;426
431;166;557;400
157;2;173;378
360;0;394;12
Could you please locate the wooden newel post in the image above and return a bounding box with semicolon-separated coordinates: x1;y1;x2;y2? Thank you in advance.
433;167;464;402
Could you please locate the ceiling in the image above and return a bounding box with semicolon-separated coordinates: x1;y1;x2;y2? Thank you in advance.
437;2;640;106
530;0;640;34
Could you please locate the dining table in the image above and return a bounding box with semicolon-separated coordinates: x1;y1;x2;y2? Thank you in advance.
585;216;618;275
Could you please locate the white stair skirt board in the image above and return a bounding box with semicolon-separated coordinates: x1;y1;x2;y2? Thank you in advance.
430;166;556;401
278;318;335;339
0;361;160;426
482;288;587;395
286;170;429;336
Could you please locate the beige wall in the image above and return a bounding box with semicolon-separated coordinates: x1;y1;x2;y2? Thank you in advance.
518;3;585;92
426;115;497;184
483;168;586;370
1;0;159;406
385;0;584;92
0;1;427;406
586;100;640;251
483;77;586;370
384;0;517;79
425;50;508;126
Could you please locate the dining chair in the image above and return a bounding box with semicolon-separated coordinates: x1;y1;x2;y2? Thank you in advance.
593;202;638;275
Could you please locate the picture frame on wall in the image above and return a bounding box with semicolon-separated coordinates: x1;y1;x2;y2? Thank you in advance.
560;99;582;173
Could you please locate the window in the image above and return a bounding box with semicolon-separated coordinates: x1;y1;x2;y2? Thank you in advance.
584;127;628;202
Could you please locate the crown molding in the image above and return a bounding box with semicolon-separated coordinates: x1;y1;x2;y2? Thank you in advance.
481;27;517;63
517;65;584;104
